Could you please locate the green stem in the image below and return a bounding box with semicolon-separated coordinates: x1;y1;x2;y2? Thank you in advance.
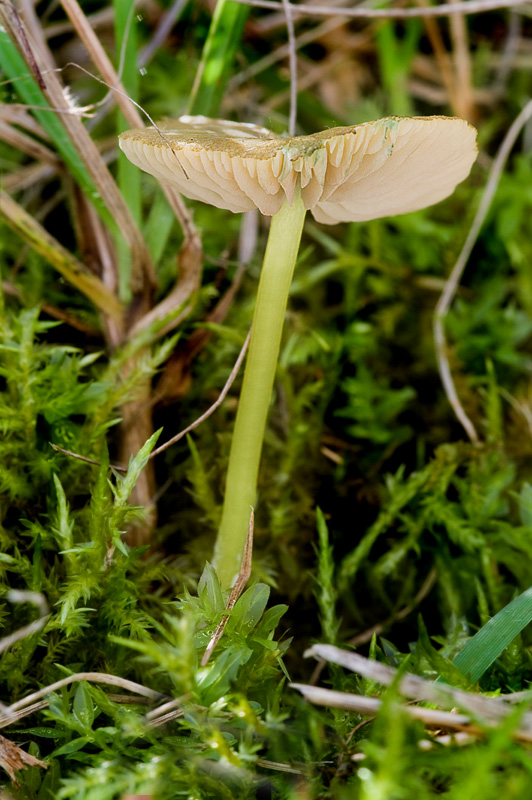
213;193;307;589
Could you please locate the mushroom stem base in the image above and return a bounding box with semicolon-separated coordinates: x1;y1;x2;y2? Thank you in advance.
213;193;306;589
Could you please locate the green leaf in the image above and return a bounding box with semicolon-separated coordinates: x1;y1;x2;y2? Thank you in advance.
231;583;270;633
51;736;91;757
188;0;249;117
73;682;95;730
112;429;162;507
417;616;471;689
452;586;532;684
198;562;225;616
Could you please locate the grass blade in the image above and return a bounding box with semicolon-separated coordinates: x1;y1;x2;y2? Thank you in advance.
113;0;142;299
188;0;249;117
453;587;532;684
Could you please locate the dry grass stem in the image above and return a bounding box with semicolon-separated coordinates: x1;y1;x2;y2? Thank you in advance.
52;325;251;470
59;0;199;243
0;2;155;295
151;329;251;458
0;189;124;320
129;233;202;340
291;682;530;740
0;672;167;730
304;645;532;732
0;119;59;165
229;0;530;18
138;0;189;67
448;0;475;120
415;1;458;111
434;97;532;443
281;0;298;135
294;643;532;742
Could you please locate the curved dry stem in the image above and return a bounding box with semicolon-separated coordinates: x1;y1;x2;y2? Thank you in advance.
433;98;532;443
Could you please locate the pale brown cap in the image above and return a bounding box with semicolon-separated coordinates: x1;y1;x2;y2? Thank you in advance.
119;115;477;224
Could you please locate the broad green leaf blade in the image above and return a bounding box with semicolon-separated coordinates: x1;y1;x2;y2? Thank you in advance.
188;0;249;117
453;586;532;684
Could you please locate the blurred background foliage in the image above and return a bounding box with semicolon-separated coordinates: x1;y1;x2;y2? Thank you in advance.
2;0;532;796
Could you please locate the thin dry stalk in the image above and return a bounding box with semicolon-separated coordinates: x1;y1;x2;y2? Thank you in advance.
129;233;202;340
291;683;532;740
229;0;531;18
434;98;532;442
0;592;48;658
230;17;356;89
415;0;458;111
139;0;189;67
281;0;298;135
0;119;59;165
0;104;50;139
448;0;476;120
25;0;204;545
151;329;250;458
51;327;251;471
293;645;532;742
306;644;519;722
0;672;166;730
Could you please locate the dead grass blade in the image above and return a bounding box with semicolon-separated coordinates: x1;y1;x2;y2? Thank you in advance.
0;189;123;321
0;118;61;165
290;683;532;741
0;1;155;295
295;645;532;742
59;0;199;245
0;735;47;787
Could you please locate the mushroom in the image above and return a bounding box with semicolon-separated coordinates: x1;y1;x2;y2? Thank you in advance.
119;114;477;589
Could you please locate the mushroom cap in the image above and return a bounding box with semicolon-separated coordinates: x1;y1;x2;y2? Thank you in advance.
119;114;477;224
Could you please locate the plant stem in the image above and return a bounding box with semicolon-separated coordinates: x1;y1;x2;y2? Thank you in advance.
213;192;306;589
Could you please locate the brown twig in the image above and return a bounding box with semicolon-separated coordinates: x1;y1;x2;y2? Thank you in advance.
0;1;155;298
0;1;46;89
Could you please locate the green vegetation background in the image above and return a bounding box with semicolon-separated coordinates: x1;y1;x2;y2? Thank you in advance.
2;1;532;797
